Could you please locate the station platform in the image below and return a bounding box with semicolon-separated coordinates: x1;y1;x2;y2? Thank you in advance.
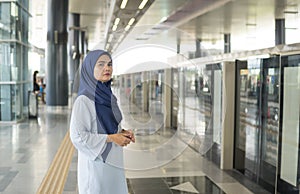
0;96;269;194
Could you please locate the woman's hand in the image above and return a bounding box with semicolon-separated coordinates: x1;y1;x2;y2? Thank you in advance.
121;129;135;143
107;133;132;147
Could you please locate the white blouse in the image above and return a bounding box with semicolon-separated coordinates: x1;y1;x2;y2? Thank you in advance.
70;95;128;194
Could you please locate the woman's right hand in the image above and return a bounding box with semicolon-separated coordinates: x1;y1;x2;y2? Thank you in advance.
107;133;131;147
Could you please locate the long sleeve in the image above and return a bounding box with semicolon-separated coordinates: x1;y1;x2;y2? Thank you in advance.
70;95;108;161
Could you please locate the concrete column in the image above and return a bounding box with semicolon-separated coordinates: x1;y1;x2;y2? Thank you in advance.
224;34;231;53
81;31;87;56
195;39;201;58
68;13;80;93
163;68;172;128
142;72;148;112
124;75;128;98
221;61;235;169
46;0;69;106
177;35;180;54
275;18;285;45
120;75;125;94
130;74;135;103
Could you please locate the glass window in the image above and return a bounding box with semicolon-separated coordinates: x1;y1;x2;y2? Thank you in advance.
0;1;29;121
0;3;11;39
178;63;223;165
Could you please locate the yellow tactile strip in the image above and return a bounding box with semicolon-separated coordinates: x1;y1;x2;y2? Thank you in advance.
37;131;75;194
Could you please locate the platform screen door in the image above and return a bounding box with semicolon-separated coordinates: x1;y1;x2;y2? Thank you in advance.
234;56;280;193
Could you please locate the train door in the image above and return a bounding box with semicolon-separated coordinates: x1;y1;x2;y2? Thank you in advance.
234;56;280;193
277;54;300;193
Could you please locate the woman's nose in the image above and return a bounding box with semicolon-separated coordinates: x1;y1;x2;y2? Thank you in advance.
103;64;111;71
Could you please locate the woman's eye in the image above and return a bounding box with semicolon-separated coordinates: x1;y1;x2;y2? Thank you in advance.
97;61;112;67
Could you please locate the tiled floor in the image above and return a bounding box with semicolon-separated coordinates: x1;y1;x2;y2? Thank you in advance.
0;105;70;194
127;176;226;194
0;97;270;194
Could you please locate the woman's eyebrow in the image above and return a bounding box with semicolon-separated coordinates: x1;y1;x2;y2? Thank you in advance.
97;60;111;63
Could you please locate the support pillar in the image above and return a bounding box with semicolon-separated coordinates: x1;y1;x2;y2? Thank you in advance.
195;39;201;58
68;13;80;94
163;68;172;128
124;75;129;98
46;0;69;106
142;72;148;112
224;34;231;53
221;61;235;169
275;18;285;45
177;33;181;54
81;31;88;56
130;74;135;103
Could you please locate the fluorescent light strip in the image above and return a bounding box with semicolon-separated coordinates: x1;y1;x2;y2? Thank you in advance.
112;25;118;31
113;44;118;52
120;0;128;9
160;16;167;23
128;18;135;25
125;25;130;31
114;18;120;25
106;43;110;49
138;0;148;9
108;34;113;42
118;34;125;43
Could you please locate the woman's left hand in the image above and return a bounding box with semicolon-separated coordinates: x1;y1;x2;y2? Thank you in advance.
121;129;135;143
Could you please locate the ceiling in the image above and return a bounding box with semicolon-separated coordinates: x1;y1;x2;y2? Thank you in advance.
32;0;300;56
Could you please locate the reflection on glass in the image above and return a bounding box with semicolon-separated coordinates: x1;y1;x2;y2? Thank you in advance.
280;66;300;186
0;84;22;121
213;70;222;144
237;67;261;158
0;1;29;121
262;67;279;166
179;64;222;165
235;57;280;192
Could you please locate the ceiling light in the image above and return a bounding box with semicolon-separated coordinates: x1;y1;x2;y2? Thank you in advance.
128;18;135;25
114;18;120;25
118;34;125;43
120;0;128;9
125;25;131;31
138;0;148;9
106;43;110;49
160;16;167;23
112;25;118;31
113;44;118;51
108;34;113;42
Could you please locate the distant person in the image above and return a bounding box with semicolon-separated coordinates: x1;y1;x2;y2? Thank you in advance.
69;50;135;194
33;71;39;92
39;81;46;104
195;78;199;96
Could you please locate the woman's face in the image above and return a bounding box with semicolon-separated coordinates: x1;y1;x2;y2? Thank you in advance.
94;54;113;82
